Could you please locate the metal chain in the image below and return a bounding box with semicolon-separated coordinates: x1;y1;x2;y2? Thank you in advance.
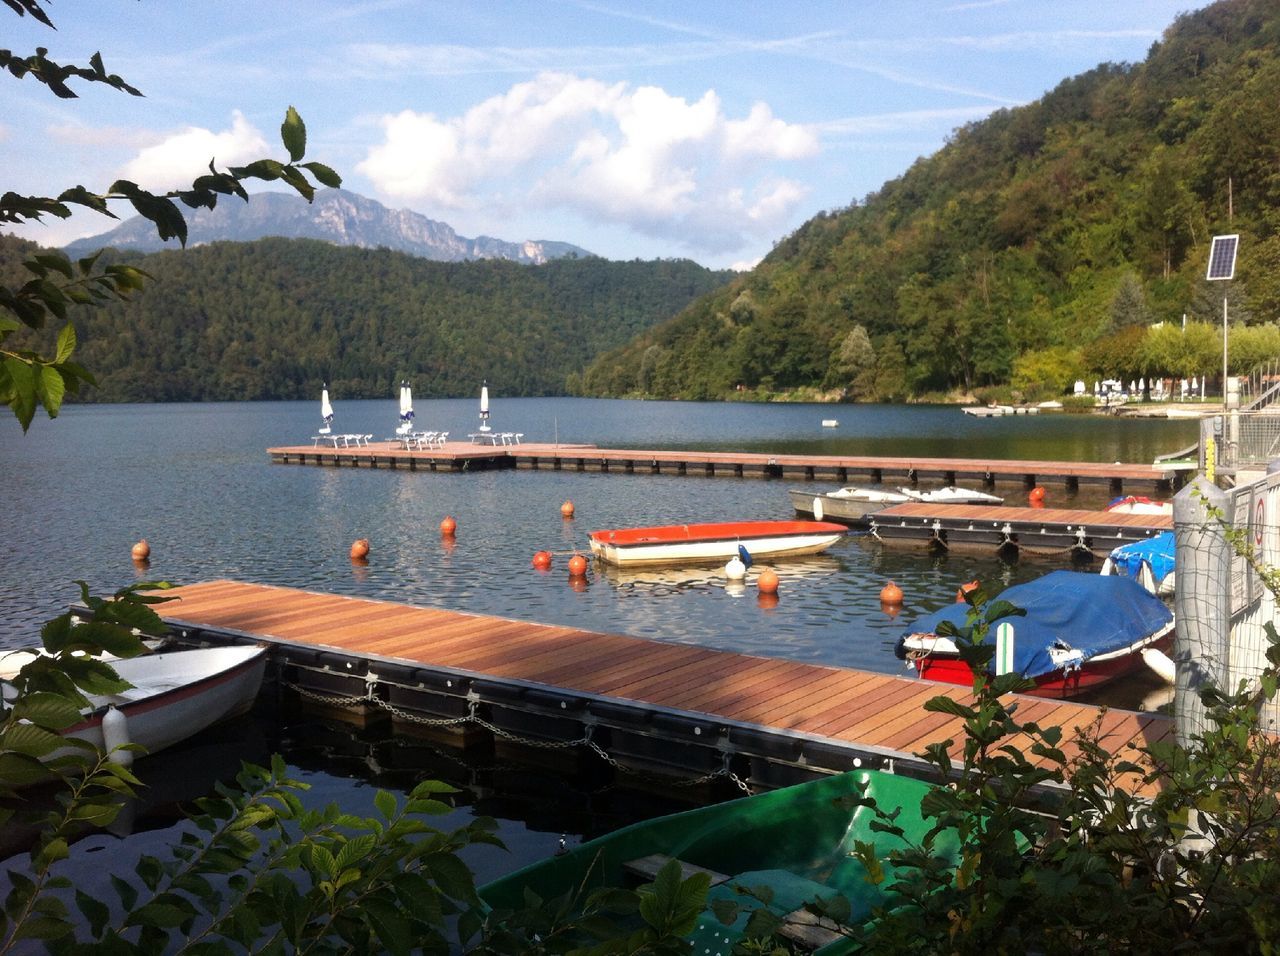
284;681;753;793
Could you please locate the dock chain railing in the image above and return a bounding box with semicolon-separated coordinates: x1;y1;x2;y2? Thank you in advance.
286;680;753;794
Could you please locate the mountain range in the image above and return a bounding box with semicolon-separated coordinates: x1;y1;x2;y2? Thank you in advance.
63;188;591;265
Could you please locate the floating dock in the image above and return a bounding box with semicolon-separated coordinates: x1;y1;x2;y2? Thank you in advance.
151;580;1171;796
267;440;1179;494
784;500;1172;557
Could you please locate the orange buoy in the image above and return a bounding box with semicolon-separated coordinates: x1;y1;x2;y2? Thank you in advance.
757;591;780;610
880;580;903;605
131;539;150;561
349;538;370;559
1029;486;1046;502
955;579;980;603
440;516;457;535
560;500;575;518
756;567;779;594
567;553;588;577
532;550;552;569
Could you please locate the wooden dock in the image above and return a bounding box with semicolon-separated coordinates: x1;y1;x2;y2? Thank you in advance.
267;440;1180;494
154;580;1172;796
864;503;1172;557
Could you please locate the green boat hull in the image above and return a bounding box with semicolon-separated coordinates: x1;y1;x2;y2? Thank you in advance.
480;769;949;954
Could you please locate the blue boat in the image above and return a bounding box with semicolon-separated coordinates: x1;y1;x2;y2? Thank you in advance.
895;571;1174;697
1102;530;1175;595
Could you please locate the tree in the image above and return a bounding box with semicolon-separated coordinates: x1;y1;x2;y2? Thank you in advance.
825;324;876;397
1;1;339;432
1110;271;1153;331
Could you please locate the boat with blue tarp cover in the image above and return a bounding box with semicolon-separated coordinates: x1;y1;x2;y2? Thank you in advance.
894;571;1174;697
478;768;956;955
1101;531;1175;595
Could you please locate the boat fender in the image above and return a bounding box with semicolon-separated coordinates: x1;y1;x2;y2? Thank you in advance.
737;544;753;569
1141;647;1176;684
725;556;747;580
812;495;824;521
102;705;133;767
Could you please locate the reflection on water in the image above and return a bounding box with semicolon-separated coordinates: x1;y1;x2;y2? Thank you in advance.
0;398;1193;888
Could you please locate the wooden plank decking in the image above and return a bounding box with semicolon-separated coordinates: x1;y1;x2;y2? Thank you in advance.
266;441;1178;492
157;580;1172;795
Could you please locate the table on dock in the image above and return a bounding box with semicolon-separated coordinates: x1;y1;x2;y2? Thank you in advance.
155;580;1171;796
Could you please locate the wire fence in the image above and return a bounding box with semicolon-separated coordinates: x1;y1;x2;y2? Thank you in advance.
1174;460;1280;743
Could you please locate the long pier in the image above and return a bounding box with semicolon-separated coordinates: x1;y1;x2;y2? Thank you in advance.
267;440;1179;494
155;580;1170;796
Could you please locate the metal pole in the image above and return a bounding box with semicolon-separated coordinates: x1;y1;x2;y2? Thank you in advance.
1173;476;1231;750
1223;295;1229;413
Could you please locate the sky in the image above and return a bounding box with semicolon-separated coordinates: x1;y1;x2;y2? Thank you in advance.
3;0;1210;270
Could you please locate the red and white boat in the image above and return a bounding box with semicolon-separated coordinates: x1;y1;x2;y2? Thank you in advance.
1105;495;1172;516
587;520;847;567
894;572;1174;698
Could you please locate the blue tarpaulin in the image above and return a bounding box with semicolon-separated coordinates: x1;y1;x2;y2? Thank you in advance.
898;570;1173;681
1105;531;1175;592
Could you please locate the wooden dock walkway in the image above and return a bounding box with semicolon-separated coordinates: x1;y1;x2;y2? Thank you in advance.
156;580;1171;795
267;440;1179;494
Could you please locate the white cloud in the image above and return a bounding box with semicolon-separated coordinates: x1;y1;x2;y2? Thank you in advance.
356;72;818;255
116;112;269;191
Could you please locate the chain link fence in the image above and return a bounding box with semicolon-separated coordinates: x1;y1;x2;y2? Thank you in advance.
1173;464;1280;744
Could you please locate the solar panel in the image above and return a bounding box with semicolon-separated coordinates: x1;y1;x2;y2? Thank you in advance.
1207;234;1239;281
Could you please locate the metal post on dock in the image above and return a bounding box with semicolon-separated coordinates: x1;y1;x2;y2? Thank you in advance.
1172;476;1231;749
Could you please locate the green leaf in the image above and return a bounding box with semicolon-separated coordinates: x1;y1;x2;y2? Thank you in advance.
363;896;411;956
2;721;68;757
75;888;110;937
374;789;397;821
110;874;138;910
11;690;84;730
54;323;76;363
301;161;342;188
12;915;72;941
0;751;55;787
37;365;66;418
5;357;37;431
281;107;306;162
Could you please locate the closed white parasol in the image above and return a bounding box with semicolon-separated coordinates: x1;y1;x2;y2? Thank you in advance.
320;385;334;434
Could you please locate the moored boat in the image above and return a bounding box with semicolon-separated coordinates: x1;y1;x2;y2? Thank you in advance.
1105;495;1172;515
894;571;1174;697
479;768;954;955
788;486;909;523
1101;531;1175;595
587;520;847;567
3;644;269;764
902;486;1004;506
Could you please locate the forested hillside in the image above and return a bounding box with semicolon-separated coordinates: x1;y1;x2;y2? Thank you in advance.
0;234;732;401
576;0;1280;402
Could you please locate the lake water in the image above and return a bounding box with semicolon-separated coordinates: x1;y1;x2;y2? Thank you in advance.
0;398;1197;890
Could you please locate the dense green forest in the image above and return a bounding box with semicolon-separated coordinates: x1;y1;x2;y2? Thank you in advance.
575;0;1280;403
0;234;732;401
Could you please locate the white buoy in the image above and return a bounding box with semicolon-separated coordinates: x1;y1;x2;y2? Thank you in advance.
1141;647;1176;684
812;496;825;521
102;705;133;766
725;555;747;580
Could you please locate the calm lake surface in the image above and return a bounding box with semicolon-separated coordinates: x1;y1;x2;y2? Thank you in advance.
0;398;1197;885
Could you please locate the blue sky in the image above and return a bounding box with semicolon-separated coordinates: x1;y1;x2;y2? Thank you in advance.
3;0;1207;269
